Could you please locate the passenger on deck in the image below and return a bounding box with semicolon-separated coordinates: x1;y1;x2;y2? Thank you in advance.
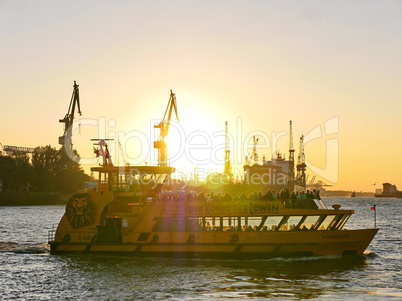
197;192;207;202
280;189;290;200
186;192;194;202
239;192;248;201
313;189;321;200
290;192;297;208
222;193;232;201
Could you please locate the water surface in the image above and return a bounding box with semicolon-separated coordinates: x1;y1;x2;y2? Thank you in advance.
1;197;401;300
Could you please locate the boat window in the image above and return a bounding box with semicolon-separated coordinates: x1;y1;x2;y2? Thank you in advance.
201;217;220;231
327;215;342;230
299;215;320;230
130;173;141;184
263;216;284;231
99;172;109;184
335;214;350;230
156;174;168;184
221;217;238;231
240;217;262;231
279;216;303;231
318;215;337;230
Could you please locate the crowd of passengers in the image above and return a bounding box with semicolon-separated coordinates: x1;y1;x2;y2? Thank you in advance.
158;189;321;204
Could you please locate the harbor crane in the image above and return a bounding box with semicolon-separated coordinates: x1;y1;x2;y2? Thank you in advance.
154;90;179;167
224;121;232;179
288;120;295;187
295;135;307;188
245;136;259;166
59;81;82;149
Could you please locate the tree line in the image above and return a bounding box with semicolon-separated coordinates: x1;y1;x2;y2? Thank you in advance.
0;146;90;194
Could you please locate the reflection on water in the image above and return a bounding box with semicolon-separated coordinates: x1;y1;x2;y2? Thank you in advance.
50;254;372;300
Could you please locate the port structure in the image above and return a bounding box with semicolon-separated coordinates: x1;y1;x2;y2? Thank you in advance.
224;121;233;180
288;120;295;188
154;90;179;167
0;144;35;159
59;81;82;149
295;135;307;188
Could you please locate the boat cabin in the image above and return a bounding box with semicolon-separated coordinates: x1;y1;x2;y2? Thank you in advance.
90;165;175;197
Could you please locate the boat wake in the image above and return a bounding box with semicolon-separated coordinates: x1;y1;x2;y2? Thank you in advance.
0;241;49;254
364;250;378;258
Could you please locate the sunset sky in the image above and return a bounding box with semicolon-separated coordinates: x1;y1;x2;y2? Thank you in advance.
1;1;401;192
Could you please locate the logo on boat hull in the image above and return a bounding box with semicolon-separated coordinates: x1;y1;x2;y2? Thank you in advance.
66;193;96;228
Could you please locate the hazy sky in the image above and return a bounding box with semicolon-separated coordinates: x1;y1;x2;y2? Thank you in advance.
1;0;402;192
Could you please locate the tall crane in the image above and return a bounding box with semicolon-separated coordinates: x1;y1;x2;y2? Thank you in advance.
154;90;179;167
288;120;295;190
59;81;82;149
224;121;232;179
288;120;295;162
295;135;307;188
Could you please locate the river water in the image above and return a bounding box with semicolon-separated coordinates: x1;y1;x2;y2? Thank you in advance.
1;197;401;300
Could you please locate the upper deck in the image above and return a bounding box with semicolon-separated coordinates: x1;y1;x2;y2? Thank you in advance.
90;165;176;196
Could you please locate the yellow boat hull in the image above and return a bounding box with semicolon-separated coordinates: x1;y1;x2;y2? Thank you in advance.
50;228;378;258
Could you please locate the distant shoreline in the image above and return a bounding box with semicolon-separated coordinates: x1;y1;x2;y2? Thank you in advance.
0;192;69;206
321;190;374;197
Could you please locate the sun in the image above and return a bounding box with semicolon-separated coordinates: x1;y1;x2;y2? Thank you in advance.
163;109;226;179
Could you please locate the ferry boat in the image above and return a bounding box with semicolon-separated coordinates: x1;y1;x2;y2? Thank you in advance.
49;86;377;257
48;142;378;258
